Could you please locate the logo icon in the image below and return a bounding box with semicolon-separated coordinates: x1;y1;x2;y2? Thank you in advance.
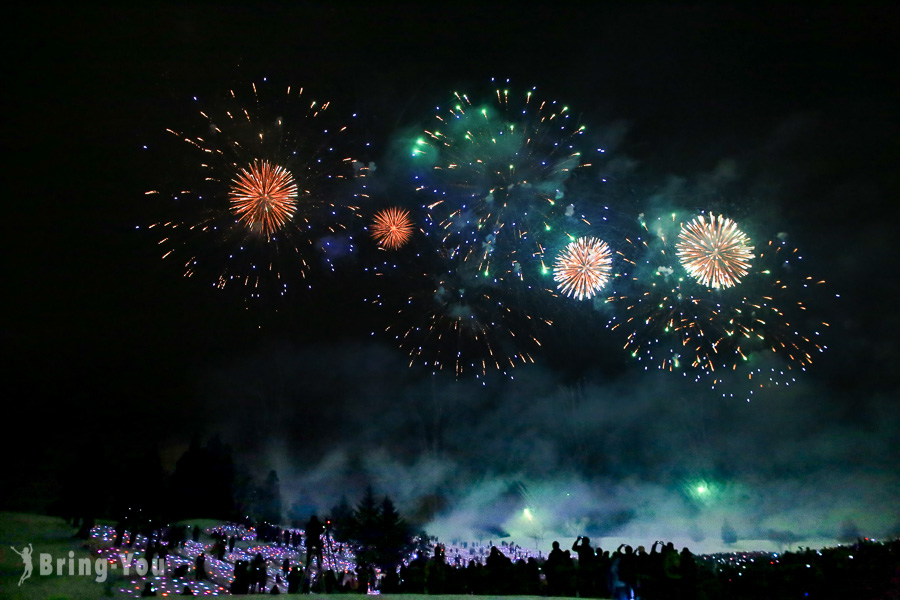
10;544;34;586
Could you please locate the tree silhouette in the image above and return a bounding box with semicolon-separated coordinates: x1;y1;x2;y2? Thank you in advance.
353;485;381;587
375;496;412;571
328;494;354;543
341;487;415;591
255;470;282;524
168;434;235;520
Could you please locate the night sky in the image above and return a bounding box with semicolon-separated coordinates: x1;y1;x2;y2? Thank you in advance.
7;4;900;552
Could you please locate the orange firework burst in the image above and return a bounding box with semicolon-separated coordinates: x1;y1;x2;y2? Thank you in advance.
554;236;613;300
371;207;414;249
676;214;754;288
229;159;298;236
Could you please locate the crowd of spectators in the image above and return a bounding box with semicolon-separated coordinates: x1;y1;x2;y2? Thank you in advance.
82;512;898;598
387;536;898;599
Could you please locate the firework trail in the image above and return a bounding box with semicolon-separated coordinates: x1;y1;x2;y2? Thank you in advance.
146;80;366;298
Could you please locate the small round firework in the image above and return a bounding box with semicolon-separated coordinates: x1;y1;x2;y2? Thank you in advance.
676;213;754;289
553;236;614;300
229;159;298;236
371;207;414;250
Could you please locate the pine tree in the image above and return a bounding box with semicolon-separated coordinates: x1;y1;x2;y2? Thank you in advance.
205;435;235;519
353;486;381;591
375;496;411;571
168;434;234;520
329;494;355;543
255;470;282;524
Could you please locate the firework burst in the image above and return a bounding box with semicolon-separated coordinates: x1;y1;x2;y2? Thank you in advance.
554;237;613;300
676;213;754;289
380;257;549;378
608;212;831;392
413;81;599;284
229;160;298;236
608;213;747;376
719;237;830;390
371;207;414;250
146;80;365;299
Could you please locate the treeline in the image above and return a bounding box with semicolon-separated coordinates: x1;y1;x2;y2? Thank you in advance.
50;434;271;526
327;486;422;590
47;433;420;542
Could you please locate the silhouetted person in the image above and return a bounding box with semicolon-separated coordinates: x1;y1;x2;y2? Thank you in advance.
401;554;427;593
76;515;95;540
609;547;626;600
140;581;156;596
647;540;665;598
573;536;596;597
617;544;637;600
485;546;512;594
545;541;565;596
426;545;448;593
180;585;195;596
679;547;696;599
632;545;649;599
663;541;682;599
252;552;267;593
228;535;236;552
379;568;398;594
215;539;226;561
304;516;324;570
287;566;301;594
114;521;125;547
301;574;311;594
231;560;250;595
194;553;207;580
560;550;576;597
